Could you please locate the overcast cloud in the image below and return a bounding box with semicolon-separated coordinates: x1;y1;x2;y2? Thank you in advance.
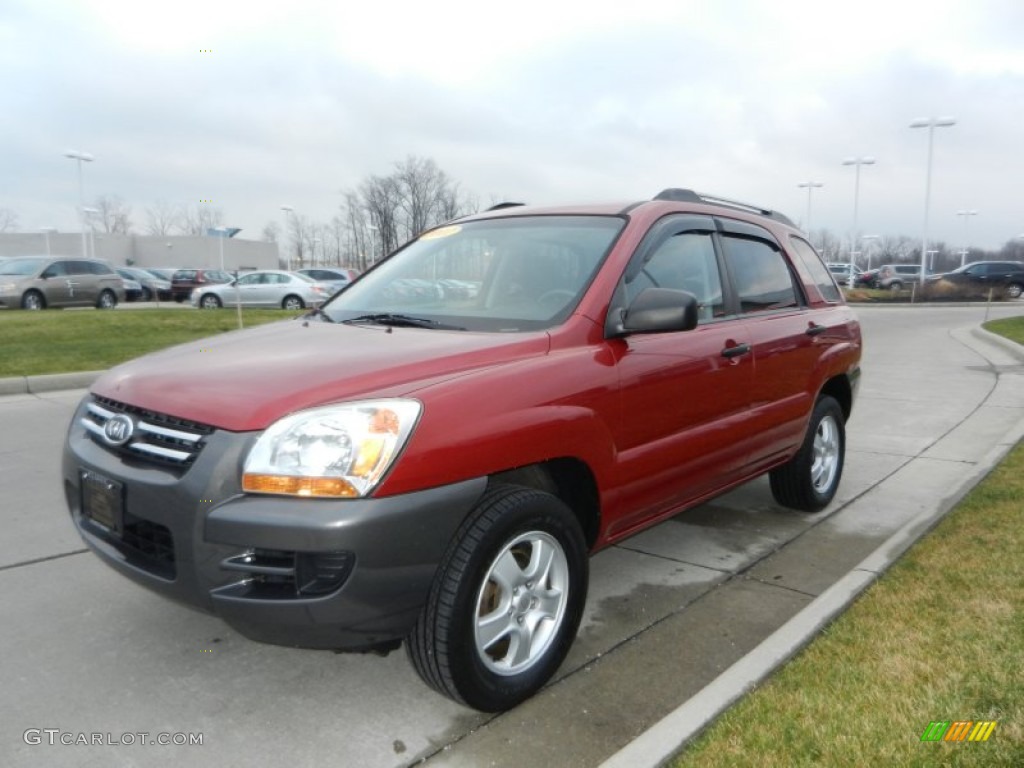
3;0;1023;249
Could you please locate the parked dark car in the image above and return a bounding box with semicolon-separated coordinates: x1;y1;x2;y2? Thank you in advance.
854;268;879;288
928;261;1024;299
63;188;861;712
118;266;172;301
170;268;233;302
116;271;144;302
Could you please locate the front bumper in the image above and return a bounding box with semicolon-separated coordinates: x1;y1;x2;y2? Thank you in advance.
62;395;487;650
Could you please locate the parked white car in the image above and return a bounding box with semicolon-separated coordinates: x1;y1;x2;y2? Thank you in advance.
190;270;333;310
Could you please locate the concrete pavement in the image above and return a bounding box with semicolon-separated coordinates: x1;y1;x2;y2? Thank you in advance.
1;304;1023;768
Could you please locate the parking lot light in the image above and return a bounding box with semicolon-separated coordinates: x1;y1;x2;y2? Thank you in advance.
910;117;956;285
64;150;94;260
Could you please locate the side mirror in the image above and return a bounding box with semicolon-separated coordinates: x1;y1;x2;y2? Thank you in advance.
616;288;699;336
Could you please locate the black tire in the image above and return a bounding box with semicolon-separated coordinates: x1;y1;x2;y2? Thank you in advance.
889;281;902;292
770;395;845;512
282;294;304;310
200;293;222;309
21;290;45;310
407;484;588;712
96;290;117;309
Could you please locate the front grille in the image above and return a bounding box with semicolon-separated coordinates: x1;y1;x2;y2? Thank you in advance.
81;396;213;469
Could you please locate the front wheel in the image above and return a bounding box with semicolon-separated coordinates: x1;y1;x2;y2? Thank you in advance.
200;294;222;309
407;484;588;712
770;395;845;511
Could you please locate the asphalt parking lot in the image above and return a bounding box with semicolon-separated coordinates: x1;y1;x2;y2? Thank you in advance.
2;304;1023;767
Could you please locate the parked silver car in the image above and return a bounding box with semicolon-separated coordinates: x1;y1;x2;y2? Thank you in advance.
189;270;333;309
0;256;126;310
876;264;923;291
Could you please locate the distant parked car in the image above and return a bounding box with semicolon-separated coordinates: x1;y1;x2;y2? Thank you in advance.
876;264;924;291
190;270;333;309
117;267;172;301
927;261;1024;300
295;268;352;295
853;268;879;288
143;268;177;282
827;263;857;287
117;273;144;302
171;268;234;302
0;256;125;310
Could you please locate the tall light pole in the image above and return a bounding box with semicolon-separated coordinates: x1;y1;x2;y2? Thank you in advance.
40;227;57;257
861;235;879;270
839;155;872;249
956;209;978;267
64;150;94;259
910;117;956;285
797;181;823;245
82;206;100;259
280;205;295;270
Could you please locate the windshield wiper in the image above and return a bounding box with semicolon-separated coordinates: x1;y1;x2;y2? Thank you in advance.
341;313;466;331
302;307;335;323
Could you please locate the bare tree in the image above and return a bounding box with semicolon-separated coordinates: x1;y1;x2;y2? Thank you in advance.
261;221;280;243
92;195;133;234
181;205;224;236
0;207;18;232
144;200;183;236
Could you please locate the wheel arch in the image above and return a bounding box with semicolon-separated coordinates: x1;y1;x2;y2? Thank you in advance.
489;458;601;550
819;373;853;422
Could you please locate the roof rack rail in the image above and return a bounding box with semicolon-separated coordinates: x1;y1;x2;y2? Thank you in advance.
653;188;797;228
486;202;526;211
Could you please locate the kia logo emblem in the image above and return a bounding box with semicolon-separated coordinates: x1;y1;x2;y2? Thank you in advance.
103;414;134;446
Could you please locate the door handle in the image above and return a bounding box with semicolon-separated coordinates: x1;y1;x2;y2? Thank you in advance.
805;323;827;337
721;343;750;359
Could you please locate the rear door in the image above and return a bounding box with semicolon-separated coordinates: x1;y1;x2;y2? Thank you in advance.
716;222;820;472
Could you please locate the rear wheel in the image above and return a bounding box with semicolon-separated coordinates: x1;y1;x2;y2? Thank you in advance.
1006;282;1023;300
282;294;304;310
21;290;45;310
96;290;117;309
407;484;588;712
889;281;902;292
770;395;845;511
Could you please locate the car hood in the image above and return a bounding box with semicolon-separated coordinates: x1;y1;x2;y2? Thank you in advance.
91;319;550;431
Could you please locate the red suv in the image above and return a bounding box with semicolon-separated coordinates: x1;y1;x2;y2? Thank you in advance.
63;189;861;711
170;268;233;302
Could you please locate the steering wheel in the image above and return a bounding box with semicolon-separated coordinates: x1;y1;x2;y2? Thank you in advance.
537;289;575;308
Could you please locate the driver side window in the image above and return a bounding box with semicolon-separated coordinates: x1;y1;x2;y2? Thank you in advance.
626;232;724;323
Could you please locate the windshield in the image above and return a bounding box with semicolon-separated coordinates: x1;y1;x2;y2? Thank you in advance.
0;257;46;276
322;215;624;332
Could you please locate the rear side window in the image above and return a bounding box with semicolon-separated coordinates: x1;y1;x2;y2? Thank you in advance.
788;237;840;302
723;237;800;312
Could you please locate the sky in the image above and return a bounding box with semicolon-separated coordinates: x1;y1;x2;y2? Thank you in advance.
2;0;1023;251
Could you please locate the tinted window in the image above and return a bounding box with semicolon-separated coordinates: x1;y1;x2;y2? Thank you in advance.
627;232;724;323
723;237;799;312
43;261;71;277
174;270;196;281
87;261;114;275
237;274;261;286
789;237;840;302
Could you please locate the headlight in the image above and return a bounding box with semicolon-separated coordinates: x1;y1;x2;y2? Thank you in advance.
242;400;421;498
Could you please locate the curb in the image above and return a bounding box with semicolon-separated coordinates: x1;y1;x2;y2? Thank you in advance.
0;370;102;396
599;325;1024;768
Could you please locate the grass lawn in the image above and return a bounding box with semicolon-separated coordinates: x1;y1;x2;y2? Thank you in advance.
983;315;1024;345
0;308;303;377
673;325;1024;767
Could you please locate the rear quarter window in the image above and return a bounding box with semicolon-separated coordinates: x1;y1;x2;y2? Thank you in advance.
788;236;841;302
